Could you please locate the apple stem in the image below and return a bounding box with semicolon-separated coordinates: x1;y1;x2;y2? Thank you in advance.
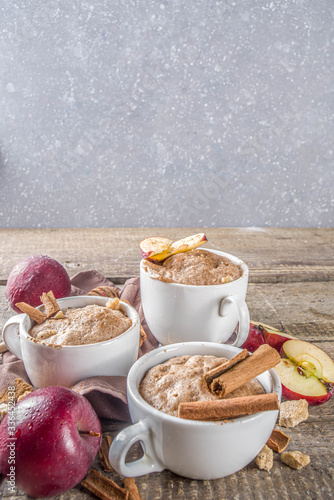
79;430;101;437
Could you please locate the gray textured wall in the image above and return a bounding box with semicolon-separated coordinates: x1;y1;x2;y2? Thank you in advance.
0;1;333;228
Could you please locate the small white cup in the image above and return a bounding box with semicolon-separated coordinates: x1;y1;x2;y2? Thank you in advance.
2;296;140;388
140;249;250;346
108;342;281;480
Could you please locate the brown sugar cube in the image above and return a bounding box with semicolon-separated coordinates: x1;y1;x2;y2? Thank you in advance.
106;297;121;310
255;444;273;471
53;311;65;320
279;399;308;428
281;451;310;470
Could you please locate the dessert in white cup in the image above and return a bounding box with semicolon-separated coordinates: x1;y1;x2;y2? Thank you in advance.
108;342;281;480
140;249;250;346
2;296;140;388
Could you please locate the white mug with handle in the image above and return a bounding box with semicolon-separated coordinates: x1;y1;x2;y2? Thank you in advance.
140;249;250;346
108;342;281;479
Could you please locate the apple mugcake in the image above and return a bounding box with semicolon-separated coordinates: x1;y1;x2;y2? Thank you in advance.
29;299;132;346
142;249;242;286
139;355;265;417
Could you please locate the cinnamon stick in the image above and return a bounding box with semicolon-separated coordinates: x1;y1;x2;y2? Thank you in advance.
210;344;281;397
40;291;60;318
81;470;129;500
266;428;290;452
99;435;113;471
204;349;249;386
123;478;142;500
139;325;146;347
178;393;279;421
15;302;47;324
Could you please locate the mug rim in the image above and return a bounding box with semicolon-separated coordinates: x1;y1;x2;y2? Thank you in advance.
140;248;249;288
13;295;140;350
127;341;281;428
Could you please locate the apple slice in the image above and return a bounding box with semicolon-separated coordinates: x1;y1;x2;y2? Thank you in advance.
241;321;296;353
140;233;208;262
139;237;173;260
282;339;334;383
274;358;333;405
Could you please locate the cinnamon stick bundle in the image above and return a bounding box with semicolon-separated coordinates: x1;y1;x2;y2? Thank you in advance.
204;349;249;386
209;344;281;397
178;393;279;421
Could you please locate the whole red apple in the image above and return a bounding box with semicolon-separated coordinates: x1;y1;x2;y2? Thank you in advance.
0;386;102;497
5;255;72;312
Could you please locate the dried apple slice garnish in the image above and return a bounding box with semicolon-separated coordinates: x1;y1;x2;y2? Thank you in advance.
139;237;173;260
140;233;208;262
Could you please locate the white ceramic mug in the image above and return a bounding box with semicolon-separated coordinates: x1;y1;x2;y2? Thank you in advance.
2;296;140;388
108;342;281;480
140;249;250;346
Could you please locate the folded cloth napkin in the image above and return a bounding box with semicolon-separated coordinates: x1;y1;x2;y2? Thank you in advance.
0;271;159;422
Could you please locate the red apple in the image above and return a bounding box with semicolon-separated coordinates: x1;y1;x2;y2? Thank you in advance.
240;322;266;352
260;322;296;351
275;340;334;405
0;386;101;497
139;233;208;262
241;321;296;353
5;255;72;312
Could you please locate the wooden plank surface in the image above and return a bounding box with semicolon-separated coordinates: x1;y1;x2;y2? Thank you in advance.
0;228;333;284
0;228;333;500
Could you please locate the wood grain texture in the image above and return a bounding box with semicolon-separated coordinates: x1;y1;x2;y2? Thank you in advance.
0;228;333;500
0;228;333;283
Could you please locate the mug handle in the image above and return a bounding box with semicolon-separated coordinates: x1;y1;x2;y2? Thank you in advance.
108;419;164;477
2;315;24;359
219;295;250;347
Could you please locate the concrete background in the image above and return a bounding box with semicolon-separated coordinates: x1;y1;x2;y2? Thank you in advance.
0;0;333;228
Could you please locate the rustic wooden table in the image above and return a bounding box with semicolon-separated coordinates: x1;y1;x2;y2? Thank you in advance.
0;228;333;500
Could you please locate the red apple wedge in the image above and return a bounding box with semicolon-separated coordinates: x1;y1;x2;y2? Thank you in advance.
275;340;334;405
140;233;208;262
260;322;296;351
241;321;296;353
